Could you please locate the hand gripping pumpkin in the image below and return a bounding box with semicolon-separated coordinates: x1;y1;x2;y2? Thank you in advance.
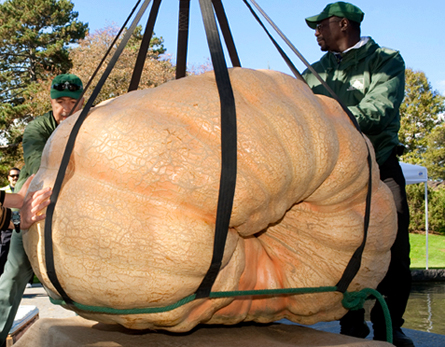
24;68;396;331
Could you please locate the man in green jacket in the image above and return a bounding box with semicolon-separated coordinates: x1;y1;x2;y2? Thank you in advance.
15;74;84;189
0;74;84;346
303;2;413;347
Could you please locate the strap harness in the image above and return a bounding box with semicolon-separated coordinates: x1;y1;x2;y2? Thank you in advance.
43;1;390;342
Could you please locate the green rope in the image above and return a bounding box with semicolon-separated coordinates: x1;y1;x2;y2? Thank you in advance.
49;285;392;344
342;290;369;311
342;288;393;344
50;294;198;315
49;286;338;314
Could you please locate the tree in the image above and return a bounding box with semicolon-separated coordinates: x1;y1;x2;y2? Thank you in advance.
69;26;175;105
423;124;445;180
406;183;445;234
0;0;88;177
399;69;445;170
399;69;445;233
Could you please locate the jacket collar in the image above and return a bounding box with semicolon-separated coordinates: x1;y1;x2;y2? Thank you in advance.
343;36;370;54
326;37;379;67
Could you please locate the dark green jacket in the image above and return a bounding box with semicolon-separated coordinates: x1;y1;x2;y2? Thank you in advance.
302;37;405;165
16;111;58;191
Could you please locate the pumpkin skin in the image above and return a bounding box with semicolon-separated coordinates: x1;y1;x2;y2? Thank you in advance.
23;68;396;331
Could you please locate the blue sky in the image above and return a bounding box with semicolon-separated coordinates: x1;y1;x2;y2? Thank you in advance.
72;0;445;96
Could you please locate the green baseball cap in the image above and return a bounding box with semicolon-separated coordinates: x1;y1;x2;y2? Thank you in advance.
50;74;83;100
305;2;364;29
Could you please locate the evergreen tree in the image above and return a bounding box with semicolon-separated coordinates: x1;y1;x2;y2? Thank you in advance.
0;0;88;175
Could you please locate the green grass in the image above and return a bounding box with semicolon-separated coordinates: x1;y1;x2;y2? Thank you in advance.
409;233;445;269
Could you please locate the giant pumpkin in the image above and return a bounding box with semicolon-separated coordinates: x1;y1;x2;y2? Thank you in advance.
23;68;396;331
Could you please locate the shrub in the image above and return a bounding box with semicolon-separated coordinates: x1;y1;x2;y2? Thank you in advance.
406;183;445;234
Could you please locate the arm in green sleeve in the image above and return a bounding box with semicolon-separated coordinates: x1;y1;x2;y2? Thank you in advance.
21;118;53;176
349;53;405;135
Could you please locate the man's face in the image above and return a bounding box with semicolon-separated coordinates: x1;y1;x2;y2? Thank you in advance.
314;17;343;52
51;96;84;124
8;170;20;188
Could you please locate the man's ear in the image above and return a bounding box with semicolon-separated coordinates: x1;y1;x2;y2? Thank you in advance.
340;18;349;32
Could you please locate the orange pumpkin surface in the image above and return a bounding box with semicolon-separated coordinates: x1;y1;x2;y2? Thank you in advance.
23;68;396;331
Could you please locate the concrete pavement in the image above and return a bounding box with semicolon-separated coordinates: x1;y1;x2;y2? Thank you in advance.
21;284;76;319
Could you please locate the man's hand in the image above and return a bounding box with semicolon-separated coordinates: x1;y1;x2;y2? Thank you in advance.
3;175;36;209
20;187;52;230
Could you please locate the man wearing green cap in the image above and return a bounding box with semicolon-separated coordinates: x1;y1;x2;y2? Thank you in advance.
0;74;84;346
15;73;84;189
302;2;413;347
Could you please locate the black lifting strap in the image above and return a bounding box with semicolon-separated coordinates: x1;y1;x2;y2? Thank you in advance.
44;0;153;305
241;0;304;82
176;0;240;80
129;0;162;91
212;0;241;68
176;0;191;79
72;0;144;112
336;157;372;293
245;0;373;294
195;0;237;299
